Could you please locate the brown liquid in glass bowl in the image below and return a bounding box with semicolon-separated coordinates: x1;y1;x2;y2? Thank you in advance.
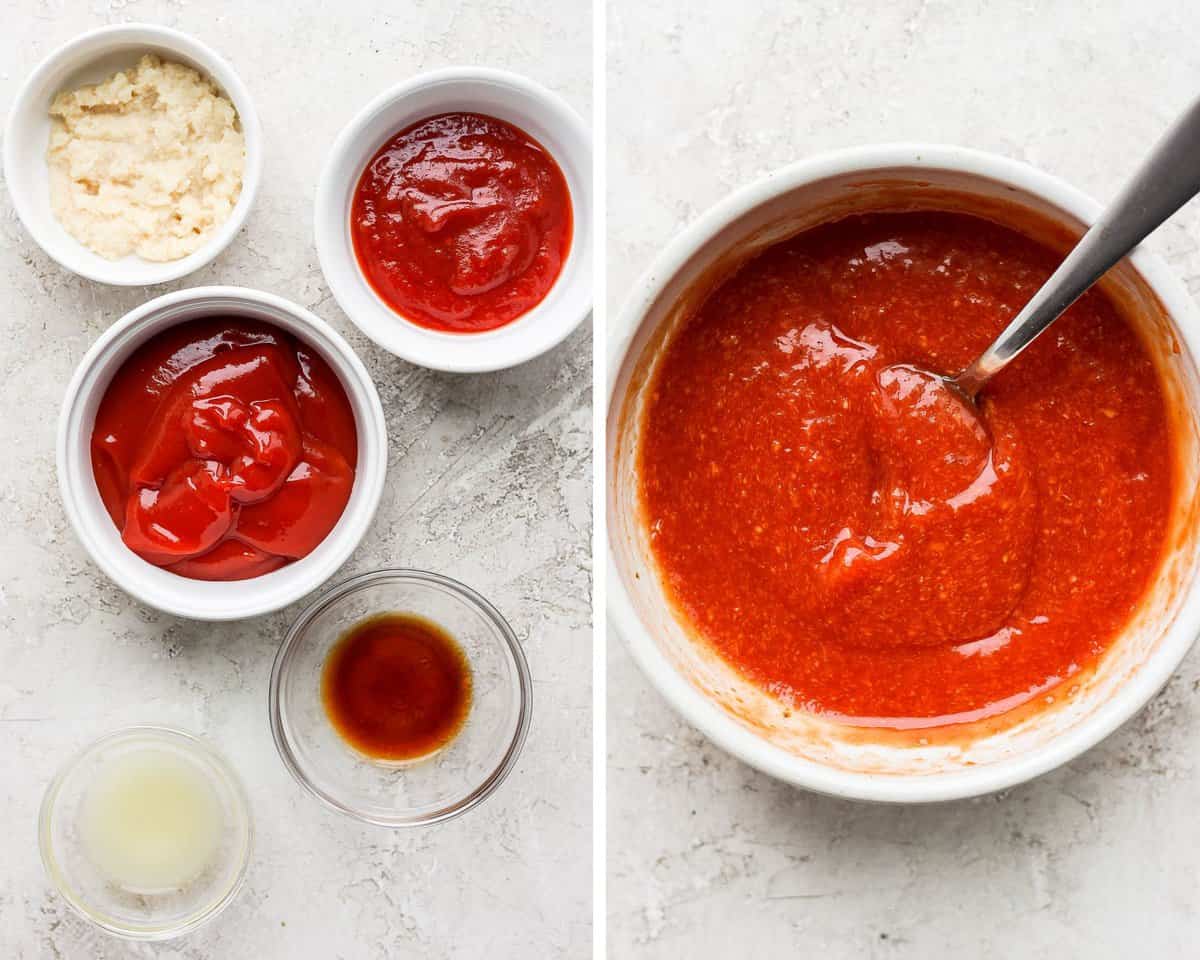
321;613;472;761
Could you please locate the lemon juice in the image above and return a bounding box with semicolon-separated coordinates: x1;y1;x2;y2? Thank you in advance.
81;745;224;895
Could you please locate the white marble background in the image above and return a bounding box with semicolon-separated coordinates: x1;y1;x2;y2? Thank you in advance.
608;1;1200;957
0;1;591;957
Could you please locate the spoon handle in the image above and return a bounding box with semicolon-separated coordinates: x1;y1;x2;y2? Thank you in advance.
956;95;1200;398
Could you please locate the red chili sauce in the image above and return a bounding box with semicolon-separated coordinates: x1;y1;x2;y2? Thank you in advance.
92;318;358;581
350;112;572;333
639;212;1175;727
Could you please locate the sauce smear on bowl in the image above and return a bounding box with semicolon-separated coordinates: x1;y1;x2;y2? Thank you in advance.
639;211;1174;728
322;613;472;762
92;318;358;581
350;112;572;333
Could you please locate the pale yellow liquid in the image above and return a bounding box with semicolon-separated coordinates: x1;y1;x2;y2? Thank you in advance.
81;747;224;894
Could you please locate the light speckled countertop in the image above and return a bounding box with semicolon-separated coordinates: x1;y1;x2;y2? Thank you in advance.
607;1;1200;957
0;1;591;956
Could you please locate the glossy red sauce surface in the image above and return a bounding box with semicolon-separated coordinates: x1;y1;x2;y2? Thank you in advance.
92;318;358;581
350;111;572;333
639;212;1175;727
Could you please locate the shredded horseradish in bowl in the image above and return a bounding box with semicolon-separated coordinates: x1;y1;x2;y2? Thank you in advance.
47;54;245;262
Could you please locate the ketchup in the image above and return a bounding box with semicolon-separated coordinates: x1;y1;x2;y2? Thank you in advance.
640;212;1174;727
350;112;572;333
92;318;358;581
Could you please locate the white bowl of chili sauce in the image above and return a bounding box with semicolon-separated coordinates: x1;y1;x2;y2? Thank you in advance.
58;287;388;621
607;144;1200;802
314;67;592;373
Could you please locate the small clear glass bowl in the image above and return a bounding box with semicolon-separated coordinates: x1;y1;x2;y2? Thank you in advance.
269;569;532;827
38;726;252;941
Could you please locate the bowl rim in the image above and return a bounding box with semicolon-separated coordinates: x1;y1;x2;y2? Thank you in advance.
38;724;253;941
606;141;1200;803
268;567;534;827
55;285;388;621
313;64;593;373
2;22;263;286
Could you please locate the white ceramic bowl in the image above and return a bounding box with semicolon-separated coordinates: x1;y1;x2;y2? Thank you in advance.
58;287;388;621
608;144;1200;802
315;67;592;373
3;24;262;286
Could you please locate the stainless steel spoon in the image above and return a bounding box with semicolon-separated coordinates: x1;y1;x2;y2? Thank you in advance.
952;96;1200;400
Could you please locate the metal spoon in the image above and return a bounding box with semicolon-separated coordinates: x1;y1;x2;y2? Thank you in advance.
952;96;1200;400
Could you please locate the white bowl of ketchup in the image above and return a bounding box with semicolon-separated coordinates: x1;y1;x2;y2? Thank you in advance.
607;144;1200;802
58;287;388;621
314;67;592;373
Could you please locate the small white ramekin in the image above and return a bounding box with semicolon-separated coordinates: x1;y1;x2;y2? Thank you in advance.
314;67;592;373
3;24;262;286
58;287;388;621
608;144;1200;802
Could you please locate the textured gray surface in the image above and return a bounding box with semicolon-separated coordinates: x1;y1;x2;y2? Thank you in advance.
607;1;1200;957
0;1;591;957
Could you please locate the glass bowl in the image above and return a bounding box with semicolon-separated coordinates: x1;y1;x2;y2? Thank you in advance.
269;569;532;826
38;726;252;941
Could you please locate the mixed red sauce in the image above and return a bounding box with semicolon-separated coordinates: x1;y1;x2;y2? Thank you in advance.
92;318;358;581
322;613;472;761
350;111;572;333
640;211;1174;727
